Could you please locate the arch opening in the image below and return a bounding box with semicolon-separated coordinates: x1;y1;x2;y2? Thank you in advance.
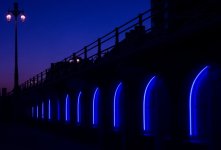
189;66;209;137
113;82;123;129
57;100;60;121
143;76;156;135
48;99;51;120
32;106;34;118
65;95;70;122
93;87;99;126
77;91;82;124
36;105;39;119
42;102;44;119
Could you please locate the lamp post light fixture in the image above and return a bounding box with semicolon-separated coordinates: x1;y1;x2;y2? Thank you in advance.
6;2;26;94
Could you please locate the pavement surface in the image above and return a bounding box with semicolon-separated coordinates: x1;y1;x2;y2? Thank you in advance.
0;122;98;150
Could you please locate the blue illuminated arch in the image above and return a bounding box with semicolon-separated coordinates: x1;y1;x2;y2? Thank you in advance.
48;99;51;120
32;106;34;118
77;91;82;124
42;102;44;119
36;105;39;119
113;82;123;128
65;94;70;122
143;76;156;134
57;100;60;121
189;66;209;137
93;88;99;126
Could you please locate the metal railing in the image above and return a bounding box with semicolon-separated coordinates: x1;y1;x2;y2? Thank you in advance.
15;8;160;93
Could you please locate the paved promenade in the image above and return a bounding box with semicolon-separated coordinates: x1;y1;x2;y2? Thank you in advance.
0;122;98;150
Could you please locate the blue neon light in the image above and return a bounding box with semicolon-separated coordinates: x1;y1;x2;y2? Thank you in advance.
189;66;209;137
57;100;60;121
32;106;34;118
77;91;82;124
36;105;39;119
93;88;99;126
143;76;156;133
48;99;51;120
113;82;123;128
42;102;44;119
65;94;70;122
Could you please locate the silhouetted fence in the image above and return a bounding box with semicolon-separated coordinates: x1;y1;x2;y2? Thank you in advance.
11;7;163;94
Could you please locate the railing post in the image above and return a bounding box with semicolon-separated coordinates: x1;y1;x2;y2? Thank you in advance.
33;77;35;86
30;79;32;87
72;53;76;62
115;28;119;47
46;69;48;80
31;78;33;87
84;46;88;59
138;14;143;26
37;74;39;85
41;72;43;83
97;38;101;59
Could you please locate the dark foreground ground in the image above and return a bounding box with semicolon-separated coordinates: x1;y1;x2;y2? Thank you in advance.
0;122;98;150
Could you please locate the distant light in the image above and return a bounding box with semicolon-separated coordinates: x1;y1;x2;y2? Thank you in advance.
76;58;80;63
69;59;74;63
48;99;51;120
93;88;99;126
77;91;82;124
20;14;26;22
65;94;70;122
143;76;156;134
189;66;209;137
113;82;123;128
6;13;12;22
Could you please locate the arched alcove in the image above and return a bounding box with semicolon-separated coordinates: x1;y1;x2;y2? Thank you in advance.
189;66;209;138
113;82;123;129
57;99;60;121
143;76;156;135
41;101;44;119
48;99;51;120
77;91;82;124
93;87;99;127
65;94;70;122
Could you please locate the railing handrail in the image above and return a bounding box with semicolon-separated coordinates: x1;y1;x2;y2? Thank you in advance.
14;7;161;94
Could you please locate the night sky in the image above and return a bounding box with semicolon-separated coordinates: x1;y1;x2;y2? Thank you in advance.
0;0;150;92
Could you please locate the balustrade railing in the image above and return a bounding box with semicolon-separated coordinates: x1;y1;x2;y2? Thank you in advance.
10;7;164;94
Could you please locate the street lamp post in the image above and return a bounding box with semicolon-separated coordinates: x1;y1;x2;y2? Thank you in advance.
6;2;26;94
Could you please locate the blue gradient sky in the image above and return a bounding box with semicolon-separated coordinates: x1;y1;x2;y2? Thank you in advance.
0;0;150;91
